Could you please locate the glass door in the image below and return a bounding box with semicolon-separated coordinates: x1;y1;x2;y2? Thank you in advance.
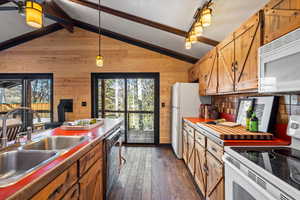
127;79;155;143
92;73;159;144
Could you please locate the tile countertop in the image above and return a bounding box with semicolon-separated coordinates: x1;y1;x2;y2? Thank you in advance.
0;118;123;200
184;117;291;146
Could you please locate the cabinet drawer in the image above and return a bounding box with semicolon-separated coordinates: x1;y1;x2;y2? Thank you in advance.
186;125;194;137
195;130;206;147
207;139;223;162
183;122;189;131
32;163;78;200
79;142;102;177
62;184;79;200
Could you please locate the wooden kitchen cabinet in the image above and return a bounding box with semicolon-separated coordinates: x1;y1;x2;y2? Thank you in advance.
218;12;262;93
264;0;300;44
197;12;262;95
182;129;188;164
31;142;104;200
187;132;195;175
199;48;218;96
79;159;103;200
217;35;235;93
234;13;261;91
31;163;78;200
194;141;206;196
79;143;102;176
182;120;224;200
206;152;224;200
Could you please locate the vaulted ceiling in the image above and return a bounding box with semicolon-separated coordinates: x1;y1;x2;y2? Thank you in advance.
0;0;269;60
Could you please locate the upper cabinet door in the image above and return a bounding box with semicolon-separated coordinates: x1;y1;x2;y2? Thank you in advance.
199;53;212;96
206;48;218;95
264;0;300;44
234;13;262;92
218;36;235;93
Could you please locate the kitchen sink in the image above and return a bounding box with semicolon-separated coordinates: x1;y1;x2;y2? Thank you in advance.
0;150;58;187
21;136;88;151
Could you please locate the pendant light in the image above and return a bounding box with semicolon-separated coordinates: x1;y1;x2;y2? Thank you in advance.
185;38;192;49
202;7;212;27
194;20;203;36
25;0;43;28
96;0;104;67
189;30;197;44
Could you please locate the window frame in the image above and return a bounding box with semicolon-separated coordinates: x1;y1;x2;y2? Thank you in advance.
0;73;54;124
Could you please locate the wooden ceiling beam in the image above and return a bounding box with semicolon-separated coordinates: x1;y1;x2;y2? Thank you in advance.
0;23;63;51
43;0;74;33
68;0;219;46
74;19;198;63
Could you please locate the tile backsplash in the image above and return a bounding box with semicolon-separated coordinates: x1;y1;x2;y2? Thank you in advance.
212;94;300;124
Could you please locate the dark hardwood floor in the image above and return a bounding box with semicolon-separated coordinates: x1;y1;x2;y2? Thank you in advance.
108;146;202;200
127;130;154;143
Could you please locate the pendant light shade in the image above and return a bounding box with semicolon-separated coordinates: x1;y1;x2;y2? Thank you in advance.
189;30;197;44
96;55;104;67
25;0;43;28
194;21;203;36
185;38;192;49
202;8;212;27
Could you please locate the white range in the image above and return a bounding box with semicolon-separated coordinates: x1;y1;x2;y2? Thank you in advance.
224;115;300;200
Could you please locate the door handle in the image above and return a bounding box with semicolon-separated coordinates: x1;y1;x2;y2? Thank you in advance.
203;164;209;174
231;62;235;72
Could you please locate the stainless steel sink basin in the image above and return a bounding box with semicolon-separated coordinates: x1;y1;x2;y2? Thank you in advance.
0;150;58;187
22;136;88;151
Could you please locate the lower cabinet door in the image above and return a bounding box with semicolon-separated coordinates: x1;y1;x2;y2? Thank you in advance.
187;134;195;175
183;130;188;164
206;152;224;200
79;159;103;200
32;163;78;200
194;142;206;196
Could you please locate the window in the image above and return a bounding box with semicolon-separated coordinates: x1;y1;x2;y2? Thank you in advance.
0;74;53;127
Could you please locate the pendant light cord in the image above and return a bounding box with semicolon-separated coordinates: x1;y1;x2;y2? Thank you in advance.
98;0;101;55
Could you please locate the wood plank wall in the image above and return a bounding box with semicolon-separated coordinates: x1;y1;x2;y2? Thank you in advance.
0;27;192;143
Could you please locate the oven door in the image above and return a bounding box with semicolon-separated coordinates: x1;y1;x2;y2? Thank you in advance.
224;156;277;200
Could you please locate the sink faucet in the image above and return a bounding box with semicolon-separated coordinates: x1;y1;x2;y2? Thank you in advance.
1;107;41;148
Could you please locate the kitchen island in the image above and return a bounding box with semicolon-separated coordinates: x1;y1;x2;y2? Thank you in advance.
0;118;123;200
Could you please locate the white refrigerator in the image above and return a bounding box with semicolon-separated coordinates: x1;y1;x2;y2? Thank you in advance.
171;83;211;159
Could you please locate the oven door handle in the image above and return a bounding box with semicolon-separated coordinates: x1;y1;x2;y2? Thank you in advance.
222;155;277;200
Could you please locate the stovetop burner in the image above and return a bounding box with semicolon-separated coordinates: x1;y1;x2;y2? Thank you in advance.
231;147;300;190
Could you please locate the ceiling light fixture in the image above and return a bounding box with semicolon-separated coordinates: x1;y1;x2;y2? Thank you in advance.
25;0;43;28
202;7;212;27
184;0;213;49
96;0;103;67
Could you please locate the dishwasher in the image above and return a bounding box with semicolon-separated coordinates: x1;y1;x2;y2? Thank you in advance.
104;127;126;198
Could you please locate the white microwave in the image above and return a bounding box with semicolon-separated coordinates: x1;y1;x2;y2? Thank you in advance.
258;27;300;93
